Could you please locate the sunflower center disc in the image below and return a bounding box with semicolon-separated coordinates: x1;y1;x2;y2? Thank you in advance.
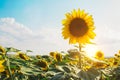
69;18;88;37
97;52;103;58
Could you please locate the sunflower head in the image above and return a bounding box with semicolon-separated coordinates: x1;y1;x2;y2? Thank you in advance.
107;58;114;66
36;55;41;59
93;61;107;69
54;53;62;62
0;60;5;73
49;51;57;58
111;57;119;67
62;9;96;44
16;52;30;60
114;50;120;60
0;46;6;55
94;51;104;60
37;60;48;71
112;60;119;68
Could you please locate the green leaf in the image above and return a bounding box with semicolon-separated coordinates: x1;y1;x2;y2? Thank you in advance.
77;68;100;80
50;72;65;80
26;50;33;52
62;66;71;73
6;47;21;52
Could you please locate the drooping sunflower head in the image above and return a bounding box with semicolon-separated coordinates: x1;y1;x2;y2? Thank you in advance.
94;51;104;60
93;61;107;69
16;52;30;60
62;9;96;44
36;55;41;59
49;51;57;58
55;53;62;62
37;60;48;71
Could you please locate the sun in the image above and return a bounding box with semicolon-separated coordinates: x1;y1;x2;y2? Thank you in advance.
83;44;98;57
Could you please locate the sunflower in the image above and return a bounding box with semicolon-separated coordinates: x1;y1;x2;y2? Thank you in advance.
107;58;114;67
0;60;5;73
16;52;30;60
93;61;107;69
114;50;120;59
0;46;6;55
55;53;62;62
37;60;48;71
113;61;119;67
94;51;104;60
62;9;96;44
109;58;119;68
49;51;56;58
36;55;41;59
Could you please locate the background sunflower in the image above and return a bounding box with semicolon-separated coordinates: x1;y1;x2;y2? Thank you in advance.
94;51;104;60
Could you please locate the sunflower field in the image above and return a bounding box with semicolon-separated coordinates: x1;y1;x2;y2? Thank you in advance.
0;46;120;80
0;9;120;80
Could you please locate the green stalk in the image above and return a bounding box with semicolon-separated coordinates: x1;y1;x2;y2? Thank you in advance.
79;44;82;69
6;58;14;80
3;52;14;80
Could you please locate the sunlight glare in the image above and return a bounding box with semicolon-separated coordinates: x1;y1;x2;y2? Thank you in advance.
83;44;98;57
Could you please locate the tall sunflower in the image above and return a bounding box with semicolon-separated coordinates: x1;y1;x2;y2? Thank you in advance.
62;9;96;44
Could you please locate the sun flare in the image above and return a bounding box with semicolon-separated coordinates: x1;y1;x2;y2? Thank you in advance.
83;44;98;57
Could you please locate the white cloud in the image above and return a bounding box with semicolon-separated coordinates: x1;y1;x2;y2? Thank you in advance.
0;18;34;40
0;18;71;55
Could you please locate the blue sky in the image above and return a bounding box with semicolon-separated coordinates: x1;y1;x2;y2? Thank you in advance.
0;0;110;29
0;0;120;56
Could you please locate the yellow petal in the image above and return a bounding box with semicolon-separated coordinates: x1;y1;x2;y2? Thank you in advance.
85;15;93;21
80;10;85;17
72;9;77;18
65;13;72;19
69;37;76;44
77;8;81;17
88;31;96;39
87;21;94;26
0;60;5;64
62;19;67;25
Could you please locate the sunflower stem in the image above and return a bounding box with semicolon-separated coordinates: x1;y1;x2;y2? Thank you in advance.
4;51;14;80
79;44;82;69
6;58;14;80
